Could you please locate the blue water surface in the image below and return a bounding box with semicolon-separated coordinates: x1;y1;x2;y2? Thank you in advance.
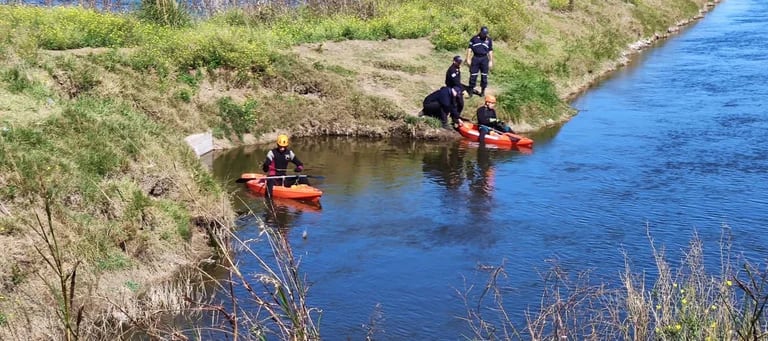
212;1;768;339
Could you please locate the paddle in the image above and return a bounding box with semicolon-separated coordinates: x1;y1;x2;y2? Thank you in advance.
235;173;325;183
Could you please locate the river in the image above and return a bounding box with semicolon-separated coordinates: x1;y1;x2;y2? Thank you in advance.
211;1;768;339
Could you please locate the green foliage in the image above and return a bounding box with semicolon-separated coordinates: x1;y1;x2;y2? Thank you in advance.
11;263;25;285
126;188;151;221
2;67;34;93
177;71;201;87
124;280;140;292
431;28;467;51
189;159;221;195
175;89;192;102
587;27;625;62
86;48;126;71
157;200;191;241
494;59;563;123
312;61;356;77
0;216;19;235
0;312;6;326
1;6;144;50
216;97;258;140
423;116;443;128
633;3;671;35
96;252;131;271
71;64;102;95
548;0;572;11
136;0;191;27
128;25;275;72
372;60;426;74
0;97;163;204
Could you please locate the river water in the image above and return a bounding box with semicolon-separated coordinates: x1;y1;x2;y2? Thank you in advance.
211;1;768;339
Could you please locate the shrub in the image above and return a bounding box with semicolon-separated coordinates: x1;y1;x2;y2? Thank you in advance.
494;59;562;123
2;7;144;49
2;67;34;93
136;0;191;27
549;0;572;11
216;97;258;140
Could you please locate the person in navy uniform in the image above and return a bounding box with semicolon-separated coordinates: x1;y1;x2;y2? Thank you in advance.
476;95;514;142
421;85;464;129
445;55;463;88
465;26;494;97
262;134;307;198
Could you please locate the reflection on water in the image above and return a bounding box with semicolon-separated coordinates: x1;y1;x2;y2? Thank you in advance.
212;138;536;339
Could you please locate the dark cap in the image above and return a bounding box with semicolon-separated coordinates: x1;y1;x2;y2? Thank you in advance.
453;55;463;63
480;26;489;35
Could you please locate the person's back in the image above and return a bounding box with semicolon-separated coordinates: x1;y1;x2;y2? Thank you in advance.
466;26;494;97
422;86;463;129
445;55;463;88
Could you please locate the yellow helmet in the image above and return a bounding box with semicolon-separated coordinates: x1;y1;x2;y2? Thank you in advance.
485;95;497;104
276;134;289;147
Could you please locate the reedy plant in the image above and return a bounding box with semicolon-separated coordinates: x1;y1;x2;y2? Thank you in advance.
463;226;768;340
159;198;321;340
29;189;86;341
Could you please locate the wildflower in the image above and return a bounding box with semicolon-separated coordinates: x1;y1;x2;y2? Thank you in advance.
655;327;661;333
711;304;717;311
675;324;682;331
656;304;661;310
710;322;717;328
682;298;688;305
680;289;685;294
726;280;733;287
673;283;678;288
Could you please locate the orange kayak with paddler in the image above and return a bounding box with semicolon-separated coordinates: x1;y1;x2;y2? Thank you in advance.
238;173;323;200
456;121;534;148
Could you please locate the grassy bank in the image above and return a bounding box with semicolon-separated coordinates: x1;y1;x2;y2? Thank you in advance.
1;0;717;339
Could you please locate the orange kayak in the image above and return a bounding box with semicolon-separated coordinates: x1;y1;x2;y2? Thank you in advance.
457;121;534;148
241;173;323;200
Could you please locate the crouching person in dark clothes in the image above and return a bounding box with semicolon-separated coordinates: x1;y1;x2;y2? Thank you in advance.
261;134;306;199
421;85;464;129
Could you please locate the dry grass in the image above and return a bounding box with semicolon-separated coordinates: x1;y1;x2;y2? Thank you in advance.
462;225;768;340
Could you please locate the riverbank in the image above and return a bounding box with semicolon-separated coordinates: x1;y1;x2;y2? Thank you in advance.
0;0;718;338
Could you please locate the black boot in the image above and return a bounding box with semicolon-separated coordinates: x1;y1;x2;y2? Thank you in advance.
479;87;485;97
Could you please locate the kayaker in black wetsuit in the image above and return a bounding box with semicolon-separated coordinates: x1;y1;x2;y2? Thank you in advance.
261;134;306;198
476;95;514;142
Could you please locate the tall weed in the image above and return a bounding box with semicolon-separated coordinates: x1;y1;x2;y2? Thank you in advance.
136;0;191;27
